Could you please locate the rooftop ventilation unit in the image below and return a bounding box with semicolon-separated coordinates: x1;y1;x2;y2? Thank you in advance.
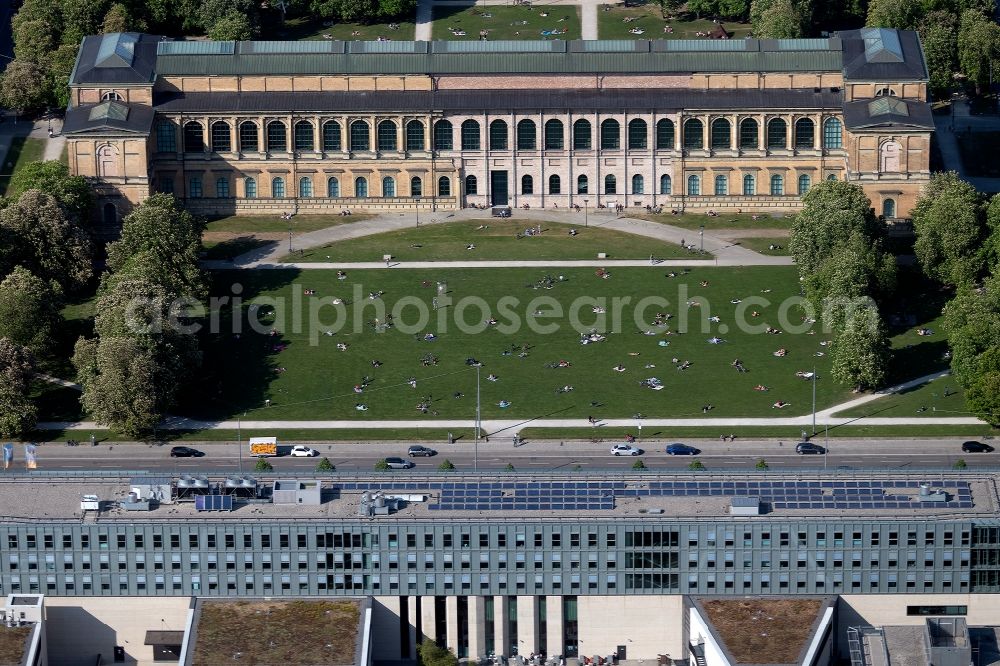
730;496;761;515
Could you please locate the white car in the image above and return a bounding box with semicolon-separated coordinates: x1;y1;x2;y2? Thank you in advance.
610;444;642;456
290;445;318;457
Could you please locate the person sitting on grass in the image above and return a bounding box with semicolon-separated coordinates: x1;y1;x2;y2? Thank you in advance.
613;364;626;372
355;403;368;411
772;400;789;409
498;399;511;408
773;348;787;357
753;384;769;391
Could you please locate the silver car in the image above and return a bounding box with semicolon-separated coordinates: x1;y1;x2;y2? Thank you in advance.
384;457;414;469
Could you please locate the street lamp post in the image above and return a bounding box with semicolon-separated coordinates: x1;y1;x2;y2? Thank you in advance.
584;199;589;227
699;225;704;254
288;217;293;254
475;365;481;472
811;366;817;437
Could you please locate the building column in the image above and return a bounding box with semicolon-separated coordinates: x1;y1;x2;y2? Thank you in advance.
495;595;510;656
517;595;539;656
469;595;487;660
546;596;564;658
420;595;437;646
445;595;459;654
408;594;419;655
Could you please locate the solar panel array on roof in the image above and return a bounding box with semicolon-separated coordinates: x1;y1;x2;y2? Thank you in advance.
156;40;236;56
195;495;234;512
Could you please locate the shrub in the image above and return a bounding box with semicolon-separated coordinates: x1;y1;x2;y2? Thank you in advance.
254;457;273;472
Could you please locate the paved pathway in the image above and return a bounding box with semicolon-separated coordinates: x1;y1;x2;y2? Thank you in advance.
415;0;433;40
35;373;82;391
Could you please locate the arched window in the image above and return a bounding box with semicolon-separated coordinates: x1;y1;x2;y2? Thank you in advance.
382;176;395;197
600;119;620;149
295;121;314;151
577;174;588;194
823;117;842;149
797;174;811;195
631;174;644;194
245;177;257;199
880;141;901;172
327;177;340;197
882;198;896;218
190;177;203;197
377;120;397;151
711;118;731;149
438;176;451;196
660;174;671;194
794;118;815;149
434;120;453;150
299;177;313;198
239;122;259;152
323;121;341;151
216;177;230;198
656;119;675;150
272;177;285;198
267;121;287;152
406;120;424;151
714;175;728;195
517;120;536;150
549;174;561;194
355;177;369;198
156;122;176;152
211;121;231;152
573;119;591;149
627;119;647;149
876;87;895;97
544;119;564;150
101;91;123;101
742;174;755;195
461;120;480;150
766;118;786;149
770;174;784;196
350;121;370;152
521;175;534;194
683;119;704;149
465;175;478;195
411;177;422;197
687;175;700;196
604;174;616;194
183;122;204;153
489;120;508;150
739;118;759;149
827;173;838;181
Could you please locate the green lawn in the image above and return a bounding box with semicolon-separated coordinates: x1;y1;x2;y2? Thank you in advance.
204;214;370;235
597;5;750;40
264;15;416;41
730;237;791;256
287;219;704;262
520;425;998;441
175;265;859;423
432;5;581;40
633;212;795;231
202;238;275;261
0;136;46;196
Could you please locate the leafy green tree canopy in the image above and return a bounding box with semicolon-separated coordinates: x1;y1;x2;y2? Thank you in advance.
911;172;988;287
0;267;63;358
8;161;94;223
789;180;882;278
0;338;37;438
830;305;892;390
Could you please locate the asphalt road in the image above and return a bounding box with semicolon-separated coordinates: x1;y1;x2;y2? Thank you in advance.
18;438;998;473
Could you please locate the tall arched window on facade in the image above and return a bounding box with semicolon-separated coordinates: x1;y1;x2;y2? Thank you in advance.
573;119;591;149
272;177;285;198
627;119;647;149
183;122;204;153
687;175;700;195
156;122;176;152
411;177;422;197
604;174;616;194
549;174;561;194
294;121;314;151
267;121;287;152
660;174;671;194
327;177;340;197
188;177;202;198
517;120;536;150
545;119;564;150
377;120;397;151
299;177;313;198
465;175;478;195
770;174;784;195
211;121;230;152
656;119;675;150
438;176;451;196
766;118;786;149
521;175;534;194
350;121;370;152
823;118;842;149
742;174;755;195
739;118;759;149
797;174;811;195
882;198;896;218
382;176;395;197
711;118;731;149
714;175;728;195
323;121;341;151
355;177;369;198
794;118;815;149
434;120;453;150
489;120;508;150
245;177;257;198
683;119;704;149
406;120;424;151
631;174;644;194
461;120;480;150
577;175;588;194
216;177;229;198
600;119;620;149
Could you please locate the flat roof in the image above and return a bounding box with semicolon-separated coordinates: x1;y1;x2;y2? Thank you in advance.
0;474;992;522
190;599;361;666
0;625;30;666
697;597;827;664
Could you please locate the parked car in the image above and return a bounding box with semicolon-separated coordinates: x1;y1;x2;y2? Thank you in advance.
665;443;700;456
169;446;203;458
408;445;437;457
290;445;318;457
795;442;825;455
610;444;642;456
962;440;994;453
384;457;414;469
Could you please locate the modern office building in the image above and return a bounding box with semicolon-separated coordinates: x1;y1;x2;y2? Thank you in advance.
0;472;997;664
63;29;932;232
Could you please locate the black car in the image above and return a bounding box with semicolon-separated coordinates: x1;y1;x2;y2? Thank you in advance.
169;446;204;458
795;442;825;455
962;440;994;453
408;445;437;457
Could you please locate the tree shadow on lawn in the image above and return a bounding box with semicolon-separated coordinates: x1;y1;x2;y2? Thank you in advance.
887;339;950;384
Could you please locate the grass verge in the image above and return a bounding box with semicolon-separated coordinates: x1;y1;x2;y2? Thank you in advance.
432;4;581;40
0;136;46;195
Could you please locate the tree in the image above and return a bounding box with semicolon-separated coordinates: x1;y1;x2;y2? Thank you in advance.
830;305;892;390
688;460;706;470
790;180;883;279
311;0;379;21
73;336;159;437
316;457;335;472
374;458;390;470
0;338;37;438
209;13;256;40
966;370;1000;424
751;0;803;38
13;18;56;66
755;457;769;470
866;0;922;29
632;458;647;470
0;190;93;293
652;0;685;17
46;43;81;109
378;0;417;19
417;640;458;666
953;458;968;469
911;172;988;286
805;231;897;330
199;0;257;30
255;456;274;472
942;277;1000;386
61;0;110;46
920;11;959;99
8;161;94;224
958;9;1000;93
0;60;49;113
504;463;515;471
438;459;455;471
0;267;63;358
101;3;145;33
